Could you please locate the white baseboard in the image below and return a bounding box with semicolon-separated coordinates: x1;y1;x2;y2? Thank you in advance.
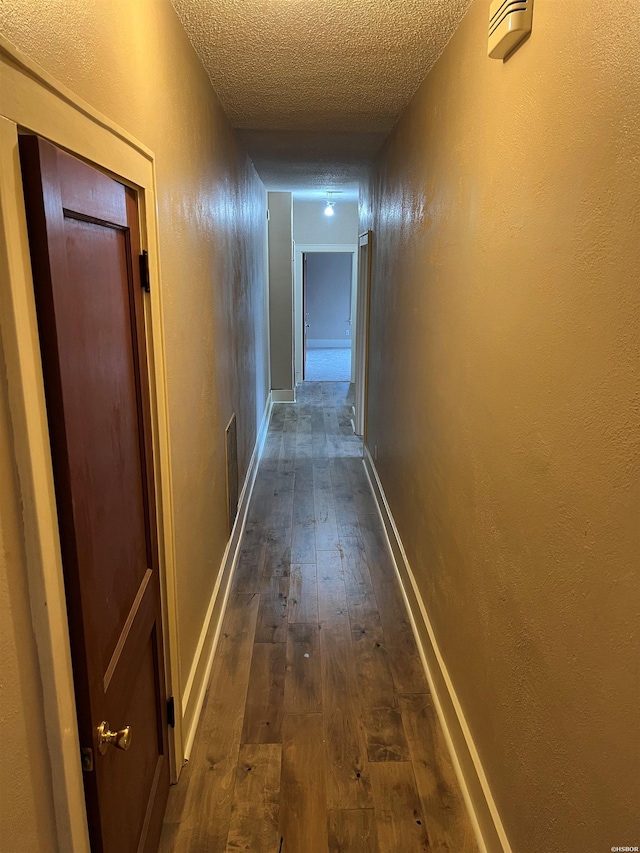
271;389;295;403
180;392;273;760
306;339;351;349
362;445;513;853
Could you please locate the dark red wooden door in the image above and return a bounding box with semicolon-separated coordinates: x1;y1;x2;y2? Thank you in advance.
19;136;169;853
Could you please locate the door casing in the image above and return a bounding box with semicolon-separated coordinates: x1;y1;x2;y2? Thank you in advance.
0;35;181;853
354;231;372;438
293;242;358;386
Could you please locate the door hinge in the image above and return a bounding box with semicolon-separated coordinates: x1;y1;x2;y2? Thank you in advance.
81;747;94;773
167;696;176;729
139;250;150;293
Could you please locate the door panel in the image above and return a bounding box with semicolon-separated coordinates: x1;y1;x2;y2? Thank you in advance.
104;631;162;853
59;216;150;671
19;135;169;853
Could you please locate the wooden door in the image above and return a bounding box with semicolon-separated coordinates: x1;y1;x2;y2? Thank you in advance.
19;136;169;853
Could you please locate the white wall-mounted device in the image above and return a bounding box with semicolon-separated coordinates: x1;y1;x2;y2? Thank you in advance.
488;0;533;60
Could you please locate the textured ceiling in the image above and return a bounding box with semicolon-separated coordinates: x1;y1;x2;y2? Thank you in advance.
171;0;472;192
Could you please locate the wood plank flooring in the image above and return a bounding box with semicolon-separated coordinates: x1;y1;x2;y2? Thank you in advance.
159;381;479;853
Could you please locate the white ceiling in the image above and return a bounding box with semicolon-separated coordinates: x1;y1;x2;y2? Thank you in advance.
171;0;472;194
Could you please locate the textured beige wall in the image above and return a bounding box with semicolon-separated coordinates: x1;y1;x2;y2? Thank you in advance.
362;1;640;851
293;200;359;245
268;192;294;391
0;0;268;844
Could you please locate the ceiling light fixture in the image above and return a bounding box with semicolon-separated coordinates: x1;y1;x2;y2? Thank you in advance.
324;192;336;216
324;193;335;217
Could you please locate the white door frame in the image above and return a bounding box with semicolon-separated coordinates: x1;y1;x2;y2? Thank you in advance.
0;36;182;852
293;243;358;385
354;231;372;437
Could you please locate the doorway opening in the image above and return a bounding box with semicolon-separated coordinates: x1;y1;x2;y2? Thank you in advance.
301;251;355;382
19;135;169;853
304;252;353;381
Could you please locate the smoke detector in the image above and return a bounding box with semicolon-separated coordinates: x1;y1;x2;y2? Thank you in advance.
488;0;533;60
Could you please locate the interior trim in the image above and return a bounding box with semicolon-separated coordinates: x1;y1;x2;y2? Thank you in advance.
271;389;295;403
306;339;351;349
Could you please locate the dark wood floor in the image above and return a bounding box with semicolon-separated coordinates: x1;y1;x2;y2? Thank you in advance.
159;381;479;853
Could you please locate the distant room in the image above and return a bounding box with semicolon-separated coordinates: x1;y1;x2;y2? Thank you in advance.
303;251;353;382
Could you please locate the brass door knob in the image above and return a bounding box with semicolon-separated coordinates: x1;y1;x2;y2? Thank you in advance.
97;721;132;755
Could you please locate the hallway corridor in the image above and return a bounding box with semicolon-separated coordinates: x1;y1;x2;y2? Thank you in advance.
159;382;478;853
